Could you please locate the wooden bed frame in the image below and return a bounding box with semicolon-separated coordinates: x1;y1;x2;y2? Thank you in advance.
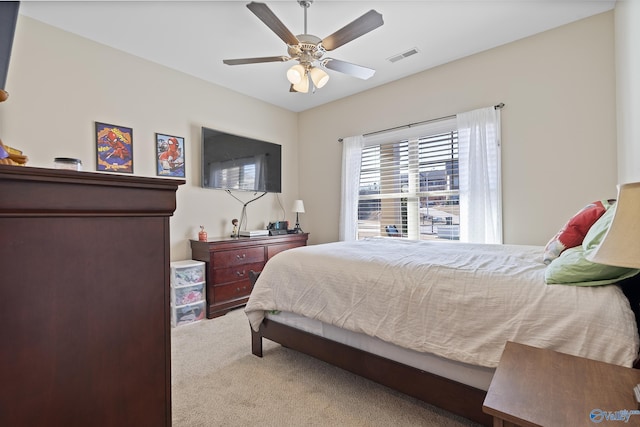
251;319;492;426
249;275;640;427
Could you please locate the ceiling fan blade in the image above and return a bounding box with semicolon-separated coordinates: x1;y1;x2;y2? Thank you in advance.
246;2;300;46
323;59;376;80
321;10;383;51
223;56;290;65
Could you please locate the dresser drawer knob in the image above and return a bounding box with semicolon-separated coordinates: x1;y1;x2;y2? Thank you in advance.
236;270;246;277
236;254;246;260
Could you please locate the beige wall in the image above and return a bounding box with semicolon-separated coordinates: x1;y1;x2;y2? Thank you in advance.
615;0;640;184
298;11;618;246
0;17;299;261
1;11;622;256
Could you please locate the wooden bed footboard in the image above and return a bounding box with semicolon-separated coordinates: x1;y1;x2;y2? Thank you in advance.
251;318;492;427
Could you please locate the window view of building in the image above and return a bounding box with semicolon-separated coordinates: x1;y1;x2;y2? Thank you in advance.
357;131;459;240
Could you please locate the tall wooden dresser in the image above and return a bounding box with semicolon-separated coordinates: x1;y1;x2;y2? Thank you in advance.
0;165;183;427
191;233;309;318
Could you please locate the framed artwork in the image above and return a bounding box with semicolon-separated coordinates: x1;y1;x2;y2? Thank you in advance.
95;122;133;173
156;133;185;178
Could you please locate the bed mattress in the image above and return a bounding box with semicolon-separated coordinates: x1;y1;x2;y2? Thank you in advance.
246;238;639;368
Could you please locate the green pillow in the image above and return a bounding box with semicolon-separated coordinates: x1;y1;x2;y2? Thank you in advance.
545;246;639;286
582;204;615;251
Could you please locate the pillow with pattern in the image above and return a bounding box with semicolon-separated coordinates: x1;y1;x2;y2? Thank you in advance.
543;199;614;265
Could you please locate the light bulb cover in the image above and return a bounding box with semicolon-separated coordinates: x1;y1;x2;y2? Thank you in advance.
292;73;309;93
309;67;330;88
286;64;305;84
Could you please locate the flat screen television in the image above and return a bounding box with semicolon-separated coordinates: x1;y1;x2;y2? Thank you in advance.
201;127;282;193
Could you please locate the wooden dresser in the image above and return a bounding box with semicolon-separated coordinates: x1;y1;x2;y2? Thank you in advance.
190;233;309;318
0;165;183;427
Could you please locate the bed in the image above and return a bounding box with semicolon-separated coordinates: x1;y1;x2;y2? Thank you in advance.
244;238;640;426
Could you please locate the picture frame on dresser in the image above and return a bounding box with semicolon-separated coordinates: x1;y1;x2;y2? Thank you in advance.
95;121;133;173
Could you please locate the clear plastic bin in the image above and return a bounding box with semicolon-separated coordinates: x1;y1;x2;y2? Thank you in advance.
171;300;205;327
171;282;205;306
171;260;205;287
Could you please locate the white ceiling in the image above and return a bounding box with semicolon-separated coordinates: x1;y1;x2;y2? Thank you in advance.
18;0;616;112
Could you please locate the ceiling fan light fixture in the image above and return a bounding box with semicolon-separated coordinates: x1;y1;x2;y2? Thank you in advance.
222;1;384;94
292;73;310;93
286;64;306;84
309;66;329;88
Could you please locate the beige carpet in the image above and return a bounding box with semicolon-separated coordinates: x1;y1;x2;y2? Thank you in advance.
171;307;483;427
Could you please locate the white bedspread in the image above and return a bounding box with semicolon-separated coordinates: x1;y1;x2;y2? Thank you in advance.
245;238;639;368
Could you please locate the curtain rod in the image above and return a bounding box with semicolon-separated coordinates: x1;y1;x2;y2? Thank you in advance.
338;102;504;142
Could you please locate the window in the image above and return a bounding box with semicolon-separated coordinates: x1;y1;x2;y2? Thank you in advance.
343;106;502;243
358;123;460;241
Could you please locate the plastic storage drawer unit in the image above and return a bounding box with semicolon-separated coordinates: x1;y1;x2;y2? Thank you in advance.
170;260;206;327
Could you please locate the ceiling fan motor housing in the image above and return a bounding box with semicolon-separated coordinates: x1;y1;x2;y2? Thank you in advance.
288;34;325;66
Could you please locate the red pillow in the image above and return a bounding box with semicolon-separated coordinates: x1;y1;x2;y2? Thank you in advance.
543;200;614;264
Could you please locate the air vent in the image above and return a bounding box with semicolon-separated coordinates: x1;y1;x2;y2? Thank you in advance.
387;47;420;63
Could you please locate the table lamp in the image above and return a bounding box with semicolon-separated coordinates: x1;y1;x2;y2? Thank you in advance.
292;199;305;234
586;182;640;269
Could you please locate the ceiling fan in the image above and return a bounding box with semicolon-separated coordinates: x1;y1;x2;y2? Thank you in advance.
222;1;384;93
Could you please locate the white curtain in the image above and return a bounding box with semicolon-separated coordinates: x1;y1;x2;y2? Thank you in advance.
339;135;364;241
457;107;502;244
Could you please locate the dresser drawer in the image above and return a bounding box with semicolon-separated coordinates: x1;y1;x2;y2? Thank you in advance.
213;261;264;284
212;247;265;268
214;280;253;303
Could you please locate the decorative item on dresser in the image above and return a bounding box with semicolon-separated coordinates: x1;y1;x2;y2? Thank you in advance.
190;233;308;318
0;165;183;427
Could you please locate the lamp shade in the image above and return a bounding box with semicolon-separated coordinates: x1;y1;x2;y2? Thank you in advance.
309;67;329;88
286;64;305;84
292;199;305;213
586;182;640;269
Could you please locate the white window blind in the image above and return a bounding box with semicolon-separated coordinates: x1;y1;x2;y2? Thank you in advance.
358;118;460;241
